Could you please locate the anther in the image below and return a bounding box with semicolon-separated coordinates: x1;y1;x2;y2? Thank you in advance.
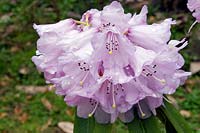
112;104;116;108
79;81;83;86
88;113;93;117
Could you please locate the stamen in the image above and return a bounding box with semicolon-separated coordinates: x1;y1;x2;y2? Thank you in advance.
152;75;166;84
88;102;99;117
80;71;89;86
74;17;91;26
108;51;113;55
74;20;88;25
105;31;119;55
111;82;116;108
142;69;166;84
163;95;172;103
188;20;198;34
108;33;113;55
138;102;145;117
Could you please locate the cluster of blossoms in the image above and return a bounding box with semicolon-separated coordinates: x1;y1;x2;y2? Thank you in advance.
32;1;191;123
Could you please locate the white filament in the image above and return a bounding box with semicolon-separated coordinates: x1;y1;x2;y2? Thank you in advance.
88;102;99;117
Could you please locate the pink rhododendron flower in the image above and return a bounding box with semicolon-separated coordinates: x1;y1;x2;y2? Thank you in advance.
187;0;200;22
32;1;190;123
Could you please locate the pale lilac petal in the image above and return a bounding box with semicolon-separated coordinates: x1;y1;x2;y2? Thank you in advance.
174;70;191;85
193;8;200;22
110;111;118;123
123;81;142;104
187;0;200;11
101;1;131;31
77;99;94;118
94;106;111;124
129;5;148;26
187;0;200;22
168;39;188;50
146;97;163;113
131;46;156;76
119;109;134;123
81;9;101;27
128;19;175;51
104;66;133;84
33;19;75;36
94;80;115;114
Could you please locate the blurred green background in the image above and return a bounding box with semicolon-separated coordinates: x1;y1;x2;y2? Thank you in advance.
0;0;200;132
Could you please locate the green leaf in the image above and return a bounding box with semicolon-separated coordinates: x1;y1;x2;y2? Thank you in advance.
165;120;177;133
74;114;95;133
127;115;145;133
127;114;162;133
73;109;113;133
142;116;163;133
156;108;176;133
94;122;112;133
157;100;193;133
127;110;163;133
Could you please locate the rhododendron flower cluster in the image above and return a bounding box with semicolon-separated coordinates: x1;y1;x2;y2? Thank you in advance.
32;1;191;123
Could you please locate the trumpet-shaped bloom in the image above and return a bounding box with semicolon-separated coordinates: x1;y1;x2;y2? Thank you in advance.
32;1;190;123
126;19;175;51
